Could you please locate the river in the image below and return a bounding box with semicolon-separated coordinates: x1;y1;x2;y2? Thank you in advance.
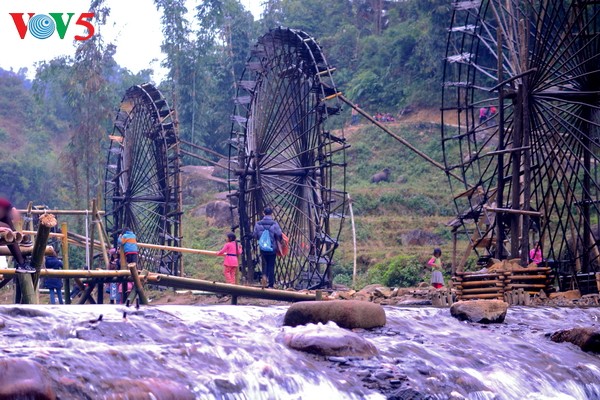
0;304;599;399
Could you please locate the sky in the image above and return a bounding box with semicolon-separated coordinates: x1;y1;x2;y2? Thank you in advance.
0;0;264;81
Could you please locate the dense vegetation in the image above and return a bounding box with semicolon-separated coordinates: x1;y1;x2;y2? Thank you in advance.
1;0;460;284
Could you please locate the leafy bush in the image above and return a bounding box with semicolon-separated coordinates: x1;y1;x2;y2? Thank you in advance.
368;255;424;287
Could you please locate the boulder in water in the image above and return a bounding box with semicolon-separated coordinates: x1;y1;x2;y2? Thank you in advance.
0;358;56;400
450;300;508;324
284;300;386;329
550;327;600;353
104;378;195;400
282;321;379;357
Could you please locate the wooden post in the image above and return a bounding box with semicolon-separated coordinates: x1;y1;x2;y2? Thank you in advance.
452;230;458;274
128;263;149;305
348;194;358;288
88;200;96;270
61;222;70;304
495;30;506;260
31;214;58;289
93;201;109;269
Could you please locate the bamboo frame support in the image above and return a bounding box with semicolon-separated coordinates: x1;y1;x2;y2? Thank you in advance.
128;263;149;305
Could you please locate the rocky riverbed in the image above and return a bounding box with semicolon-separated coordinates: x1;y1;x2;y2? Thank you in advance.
0;304;599;399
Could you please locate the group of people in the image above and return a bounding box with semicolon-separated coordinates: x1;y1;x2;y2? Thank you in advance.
373;112;395;123
478;106;498;125
215;206;283;288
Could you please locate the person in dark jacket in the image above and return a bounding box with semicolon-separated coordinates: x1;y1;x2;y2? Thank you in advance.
253;207;283;288
44;249;63;304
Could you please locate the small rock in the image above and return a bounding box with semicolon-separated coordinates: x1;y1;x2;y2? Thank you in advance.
213;378;243;393
281;321;379;357
0;318;5;329
284;300;386;329
550;327;600;353
0;358;56;400
105;378;195;400
374;371;394;380
356;369;371;377
450;300;508;324
374;287;393;298
387;387;432;400
327;356;348;363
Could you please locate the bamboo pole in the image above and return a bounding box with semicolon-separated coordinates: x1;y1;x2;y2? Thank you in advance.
0;246;55;256
338;95;465;183
93;200;109;269
146;273;317;302
88;200;96;270
32;213;58;289
0;231;16;243
348;194;358;289
15;274;36;305
128;263;149;305
16;209;106;215
136;242;219;256
21;231;65;238
61;222;71;304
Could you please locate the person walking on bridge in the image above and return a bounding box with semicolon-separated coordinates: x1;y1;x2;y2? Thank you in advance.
253;207;282;288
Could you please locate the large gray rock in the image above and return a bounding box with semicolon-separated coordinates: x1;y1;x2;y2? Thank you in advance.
0;358;56;400
206;200;232;227
284;300;386;329
450;300;508;324
104;378;195;400
282;321;379;357
550;327;600;353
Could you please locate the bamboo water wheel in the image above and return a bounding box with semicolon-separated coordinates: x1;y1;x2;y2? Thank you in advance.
104;83;182;275
443;1;600;288
229;28;348;289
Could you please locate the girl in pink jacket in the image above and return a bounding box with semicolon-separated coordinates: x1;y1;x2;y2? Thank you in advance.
217;232;242;284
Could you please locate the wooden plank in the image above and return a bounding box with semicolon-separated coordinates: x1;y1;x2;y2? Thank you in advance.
484;206;542;217
506;283;547;289
505;275;549;280
460;280;503;287
461;287;504;294
459;293;504;300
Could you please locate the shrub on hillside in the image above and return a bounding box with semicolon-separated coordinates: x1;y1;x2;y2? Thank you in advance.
368;255;424;287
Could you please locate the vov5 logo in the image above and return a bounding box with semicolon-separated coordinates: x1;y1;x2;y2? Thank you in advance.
10;13;95;41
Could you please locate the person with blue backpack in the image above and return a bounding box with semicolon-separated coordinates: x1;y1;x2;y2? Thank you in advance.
253;207;283;288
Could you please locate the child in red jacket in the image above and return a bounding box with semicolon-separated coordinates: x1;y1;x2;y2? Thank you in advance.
217;232;242;284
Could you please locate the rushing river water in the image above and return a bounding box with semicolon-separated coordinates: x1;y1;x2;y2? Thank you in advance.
0;304;599;399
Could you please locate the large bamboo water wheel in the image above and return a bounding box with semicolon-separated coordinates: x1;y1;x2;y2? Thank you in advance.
104;83;182;275
229;28;348;289
443;0;600;291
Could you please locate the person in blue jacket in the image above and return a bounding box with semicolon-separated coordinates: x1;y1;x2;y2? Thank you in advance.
118;228;139;265
44;249;63;304
253;207;282;288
